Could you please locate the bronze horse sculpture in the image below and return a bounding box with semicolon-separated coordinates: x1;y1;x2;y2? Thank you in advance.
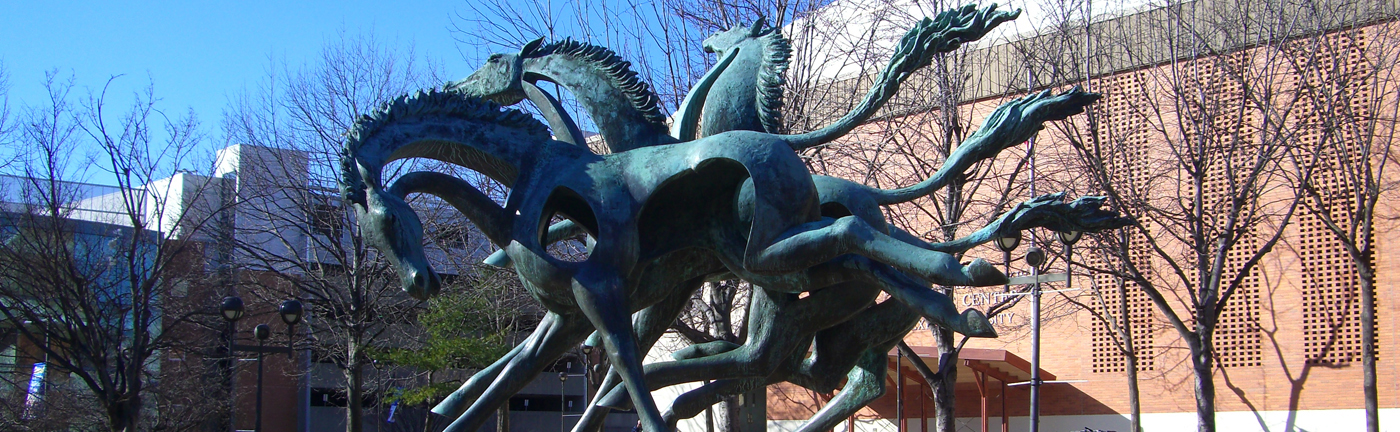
340;4;1132;432
340;92;1010;431
443;9;1123;431
406;7;1027;432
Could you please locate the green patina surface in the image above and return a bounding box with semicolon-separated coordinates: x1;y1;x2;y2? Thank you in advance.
338;4;1134;431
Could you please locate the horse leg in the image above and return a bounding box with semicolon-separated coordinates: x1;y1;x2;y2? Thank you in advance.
794;347;892;432
571;271;669;432
431;334;530;418
672;340;742;360
572;277;707;432
852;258;996;337
594;286;795;409
598;279;874;409
651;336;885;432
744;215;1005;287
784;299;916;394
593;340;780;412
443;312;591;432
664;348;803;425
662;376;768;426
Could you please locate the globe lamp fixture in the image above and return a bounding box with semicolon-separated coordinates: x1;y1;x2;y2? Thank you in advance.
995;232;1021;252
220;296;245;322
279;300;304;326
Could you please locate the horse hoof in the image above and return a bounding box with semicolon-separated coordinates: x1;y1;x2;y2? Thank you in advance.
964;258;1008;286
960;308;998;338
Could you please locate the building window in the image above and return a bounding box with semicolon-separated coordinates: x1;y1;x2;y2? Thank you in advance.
309;203;344;239
432;224;471;250
509;394;586;412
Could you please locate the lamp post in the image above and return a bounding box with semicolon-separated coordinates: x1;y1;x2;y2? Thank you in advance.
558;371;569;432
253;324;270;432
1024;245;1046;432
996;231;1078;432
220;296;305;432
220;297;244;432
580;345;594;403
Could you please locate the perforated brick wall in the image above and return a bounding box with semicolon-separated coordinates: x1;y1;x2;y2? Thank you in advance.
1087;69;1158;374
1288;29;1381;365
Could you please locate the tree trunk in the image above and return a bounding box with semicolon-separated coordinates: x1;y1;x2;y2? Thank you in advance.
1125;351;1141;432
497;404;510;432
424;370;435;432
714;397;740;432
108;396;142;432
1115;267;1141;432
1359;261;1378;432
347;361;364;432
932;326;957;432
1190;339;1215;432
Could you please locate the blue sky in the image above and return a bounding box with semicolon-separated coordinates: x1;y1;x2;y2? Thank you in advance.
1;0;472;140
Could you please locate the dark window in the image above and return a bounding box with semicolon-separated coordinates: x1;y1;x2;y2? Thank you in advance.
310;203;344;239
310;388;379;408
509;394;586;412
432;224;471;250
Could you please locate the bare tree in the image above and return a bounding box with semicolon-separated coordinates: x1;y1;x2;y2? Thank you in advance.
1031;1;1400;430
221;32;444;432
0;71;225;432
785;1;1050;430
665;279;753;432
1014;1;1156;429
0;62;13;146
1285;11;1400;432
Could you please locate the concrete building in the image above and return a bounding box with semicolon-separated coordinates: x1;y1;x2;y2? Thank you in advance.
0;143;606;431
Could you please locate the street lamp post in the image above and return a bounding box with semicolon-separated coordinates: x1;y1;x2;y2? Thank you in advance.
1024;246;1046;432
220;297;244;432
253;324;270;432
558;371;568;432
220;296;305;432
1058;230;1082;291
993;230;1078;432
580;345;594;402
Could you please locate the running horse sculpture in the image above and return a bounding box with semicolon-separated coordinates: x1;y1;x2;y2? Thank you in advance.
445;8;1121;431
339;4;1132;432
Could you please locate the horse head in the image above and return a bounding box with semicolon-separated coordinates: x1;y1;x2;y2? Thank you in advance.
447;37;546;105
342;158;442;300
683;17;790;138
703;18;769;55
338;91;549;300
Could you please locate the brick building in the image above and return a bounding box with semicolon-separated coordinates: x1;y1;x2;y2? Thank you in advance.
754;0;1400;430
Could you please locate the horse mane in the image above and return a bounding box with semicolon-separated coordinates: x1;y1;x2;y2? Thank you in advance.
525;39;668;127
340;90;548;203
756;28;792;134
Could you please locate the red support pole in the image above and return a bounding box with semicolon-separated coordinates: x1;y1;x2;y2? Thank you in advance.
974;370;988;432
1000;380;1008;432
920;382;927;432
897;349;904;432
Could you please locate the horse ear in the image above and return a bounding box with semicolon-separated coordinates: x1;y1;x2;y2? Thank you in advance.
750;16;767;36
520;37;546;56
